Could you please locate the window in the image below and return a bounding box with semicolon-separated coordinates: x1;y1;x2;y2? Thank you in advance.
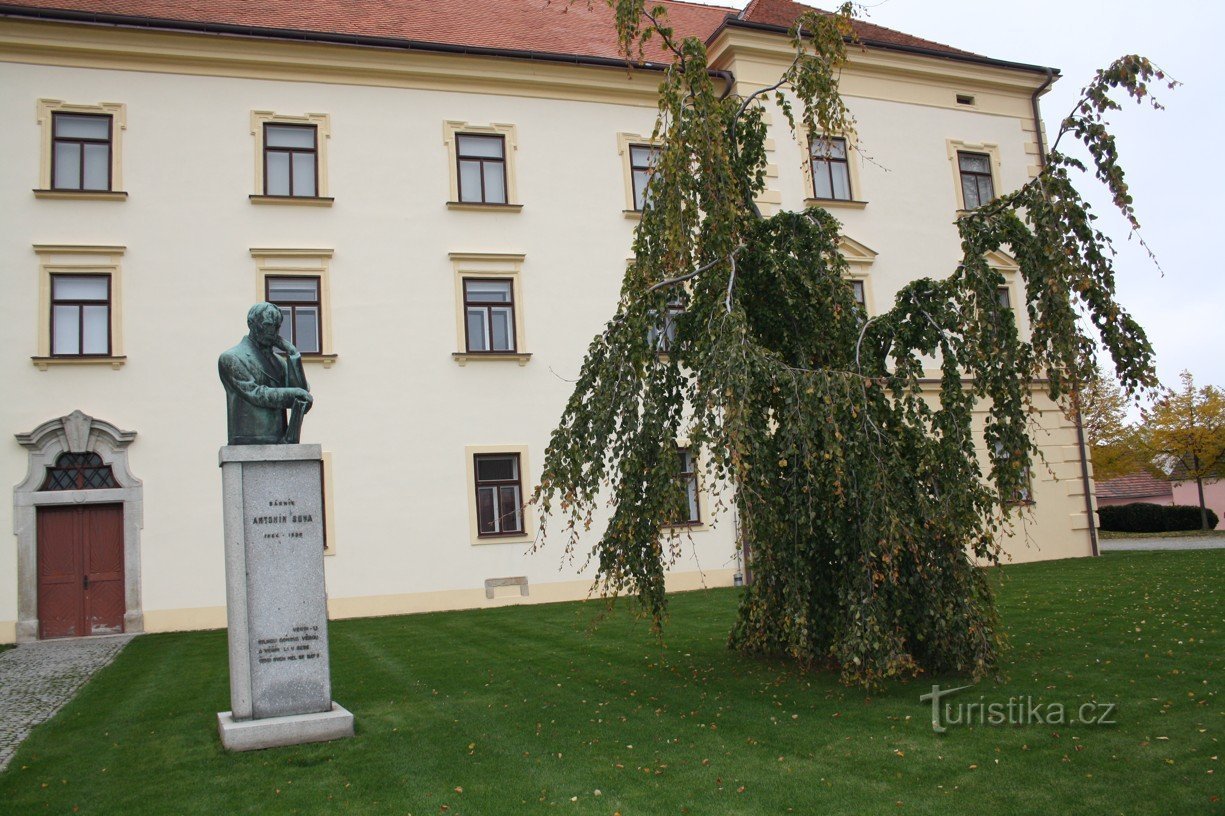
463;279;517;353
671;447;701;525
264;123;317;197
50;275;111;356
40;452;118;491
33;245;125;368
456;134;508;204
450;252;529;364
249;112;331;204
629;144;660;211
443;122;520;209
51;113;112;191
994;442;1034;506
251;248;335;363
996;286;1012;309
474;453;524;536
266;276;321;354
648;300;684;352
849;279;866;307
810;137;852;201
957;151;995;210
36;100;126;198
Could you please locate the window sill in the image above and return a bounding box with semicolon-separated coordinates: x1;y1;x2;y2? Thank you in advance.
664;520;708;533
804;198;868;210
32;355;127;371
33;189;128;201
474;531;533;546
453;352;532;366
446;201;523;212
300;353;338;368
622;209;644;220
249;195;334;207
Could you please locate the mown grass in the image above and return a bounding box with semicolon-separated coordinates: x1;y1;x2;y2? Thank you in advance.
1;550;1219;815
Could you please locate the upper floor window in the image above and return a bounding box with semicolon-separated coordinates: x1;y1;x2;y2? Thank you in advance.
51;274;111;357
630;144;660;211
810;137;851;201
474;453;524;536
957;151;995;210
996;286;1012;309
456;134;507;204
52;113;112;191
266;276;321;354
463;279;517;353
36;101;126;199
264;123;318;197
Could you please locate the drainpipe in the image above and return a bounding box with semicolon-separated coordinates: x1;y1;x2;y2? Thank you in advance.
1031;67;1100;557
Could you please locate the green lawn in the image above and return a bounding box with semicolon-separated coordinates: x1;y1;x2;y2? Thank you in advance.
2;550;1220;815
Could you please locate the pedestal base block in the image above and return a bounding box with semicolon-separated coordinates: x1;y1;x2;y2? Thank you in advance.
217;703;354;752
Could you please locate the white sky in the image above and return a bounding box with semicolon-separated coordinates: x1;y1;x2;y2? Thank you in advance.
679;0;1224;397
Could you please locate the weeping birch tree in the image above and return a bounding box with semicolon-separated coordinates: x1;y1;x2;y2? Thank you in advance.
534;1;1171;686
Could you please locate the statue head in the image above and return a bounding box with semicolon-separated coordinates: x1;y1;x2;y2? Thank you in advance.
246;302;284;350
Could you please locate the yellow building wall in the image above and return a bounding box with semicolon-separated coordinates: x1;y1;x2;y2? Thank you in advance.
0;20;1089;641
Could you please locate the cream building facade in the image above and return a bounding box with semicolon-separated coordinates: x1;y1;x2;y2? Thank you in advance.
0;0;1097;643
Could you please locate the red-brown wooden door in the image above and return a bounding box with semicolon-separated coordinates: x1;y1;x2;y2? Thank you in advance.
37;504;125;639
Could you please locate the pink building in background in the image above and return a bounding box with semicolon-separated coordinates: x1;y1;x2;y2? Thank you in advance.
1171;479;1225;523
1095;472;1174;508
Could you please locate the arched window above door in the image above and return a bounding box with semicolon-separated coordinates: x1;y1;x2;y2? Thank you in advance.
40;451;118;491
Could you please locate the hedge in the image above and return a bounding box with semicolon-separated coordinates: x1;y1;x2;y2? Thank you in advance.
1097;502;1219;533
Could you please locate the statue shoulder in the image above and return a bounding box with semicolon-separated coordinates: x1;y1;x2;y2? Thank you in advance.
218;339;255;376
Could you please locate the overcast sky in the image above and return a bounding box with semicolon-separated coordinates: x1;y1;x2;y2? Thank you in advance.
681;0;1223;399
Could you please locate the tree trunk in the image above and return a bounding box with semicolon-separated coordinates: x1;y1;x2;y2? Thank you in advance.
1196;475;1209;530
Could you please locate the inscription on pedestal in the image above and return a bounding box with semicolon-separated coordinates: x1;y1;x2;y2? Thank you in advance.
241;460;331;719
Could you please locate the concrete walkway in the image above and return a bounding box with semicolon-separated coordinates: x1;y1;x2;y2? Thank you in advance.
1100;535;1225;551
0;634;134;772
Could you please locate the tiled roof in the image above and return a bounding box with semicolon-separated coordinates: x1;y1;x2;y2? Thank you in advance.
1095;471;1174;501
738;0;980;59
0;0;1002;66
0;0;733;63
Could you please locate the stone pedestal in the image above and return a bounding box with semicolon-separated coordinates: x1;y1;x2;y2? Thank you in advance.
217;444;353;751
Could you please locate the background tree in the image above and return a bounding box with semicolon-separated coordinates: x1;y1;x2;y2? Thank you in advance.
1138;370;1225;529
1076;368;1140;480
535;1;1169;685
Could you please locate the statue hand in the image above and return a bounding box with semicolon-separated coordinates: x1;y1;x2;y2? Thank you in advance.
273;335;300;357
286;388;313;407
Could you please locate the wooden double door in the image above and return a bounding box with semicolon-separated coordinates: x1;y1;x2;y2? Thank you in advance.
37;504;125;639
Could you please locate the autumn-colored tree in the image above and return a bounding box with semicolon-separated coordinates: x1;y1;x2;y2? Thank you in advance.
1139;371;1225;529
1075;368;1139;480
535;1;1168;685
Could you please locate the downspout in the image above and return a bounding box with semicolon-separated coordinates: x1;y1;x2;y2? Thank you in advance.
1030;67;1101;557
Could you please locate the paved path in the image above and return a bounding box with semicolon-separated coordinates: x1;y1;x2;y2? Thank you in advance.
0;634;134;772
1100;535;1225;551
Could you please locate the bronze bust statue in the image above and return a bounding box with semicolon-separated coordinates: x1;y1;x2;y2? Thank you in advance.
218;303;313;445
